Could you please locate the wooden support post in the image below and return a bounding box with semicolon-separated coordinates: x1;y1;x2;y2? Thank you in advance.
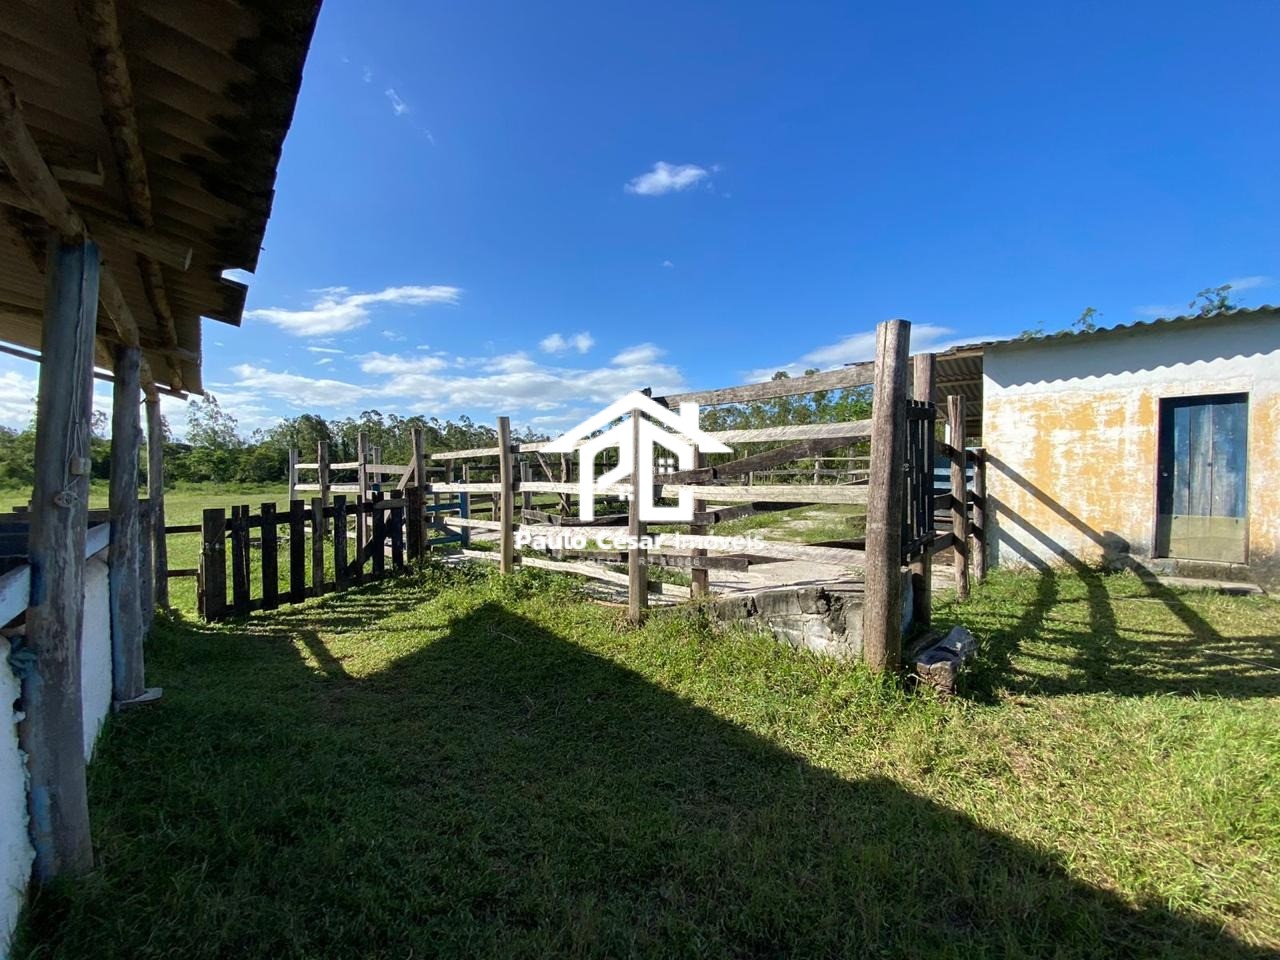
199;507;227;621
357;430;370;541
108;343;144;701
628;409;647;624
411;427;428;556
948;395;969;599
972;448;987;582
261;501;278;610
497;417;515;574
334;496;349;587
909;352;936;630
310;497;325;595
559;453;570;516
287;447;298;504
288;500;305;603
690;447;709;598
21;238;99;880
370;492;386;578
145;397;168;609
459;464;472;549
351;501;366;585
862;319;911;672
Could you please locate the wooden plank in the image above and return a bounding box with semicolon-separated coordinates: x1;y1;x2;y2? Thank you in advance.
910;352;935;630
145;396;168;610
200;507;227;621
230;506;250;617
949;395;969;599
971;447;987;581
497;417;515;574
287;447;298;504
311;497;326;595
517;554;691;598
706;420;872;444
370;492;386;578
333;496;349;588
389;491;406;569
449;516;503;531
691;502;801;525
628;409;646;623
19;238;99;880
862;319;911;672
428;445;502;460
108;342;144;701
691;448;709;597
656;362;875;407
165;568;198;578
260;502;278;610
687;484;868;505
288;499;306;603
660;435;858;484
928;531;957;557
405;485;423;561
317;441;330;537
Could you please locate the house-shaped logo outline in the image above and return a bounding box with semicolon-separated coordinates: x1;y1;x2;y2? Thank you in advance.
545;391;731;522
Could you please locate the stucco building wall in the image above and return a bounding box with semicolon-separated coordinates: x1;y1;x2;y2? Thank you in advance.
981;310;1280;588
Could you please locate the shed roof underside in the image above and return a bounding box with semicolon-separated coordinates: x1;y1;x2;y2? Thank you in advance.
0;0;321;394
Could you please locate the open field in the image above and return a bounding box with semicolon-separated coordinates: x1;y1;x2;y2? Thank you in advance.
13;562;1280;958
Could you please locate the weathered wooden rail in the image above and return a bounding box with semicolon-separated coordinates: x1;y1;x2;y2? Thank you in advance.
179;320;989;673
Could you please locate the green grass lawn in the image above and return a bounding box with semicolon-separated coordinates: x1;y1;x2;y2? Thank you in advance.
13;562;1279;958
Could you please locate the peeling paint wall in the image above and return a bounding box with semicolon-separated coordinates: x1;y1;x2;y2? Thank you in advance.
982;310;1280;588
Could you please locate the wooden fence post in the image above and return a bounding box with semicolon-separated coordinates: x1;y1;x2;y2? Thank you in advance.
628;408;647;624
520;460;533;515
287;447;298;505
972;448;987;582
145;396;168;609
909;352;936;631
261;501;278;610
405;484;423;561
357;430;370;541
948;395;970;599
411;426;426;489
21;238;99;880
108;343;144;702
317;440;330;538
862;319;911;672
230;505;250;617
497;417;515;574
200;507;227;621
311;497;326;595
288;499;305;603
690;447;709;598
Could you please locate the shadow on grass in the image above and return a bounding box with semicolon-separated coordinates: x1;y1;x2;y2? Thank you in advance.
16;582;1272;958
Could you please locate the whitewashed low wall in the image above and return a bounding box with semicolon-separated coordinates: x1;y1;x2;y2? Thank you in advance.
0;525;114;954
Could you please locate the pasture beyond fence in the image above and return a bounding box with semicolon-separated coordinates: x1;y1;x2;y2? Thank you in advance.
182;319;987;670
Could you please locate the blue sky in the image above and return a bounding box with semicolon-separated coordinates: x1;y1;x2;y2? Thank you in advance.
2;0;1277;436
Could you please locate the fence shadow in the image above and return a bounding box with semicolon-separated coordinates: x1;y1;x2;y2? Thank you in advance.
966;455;1280;700
19;590;1272;958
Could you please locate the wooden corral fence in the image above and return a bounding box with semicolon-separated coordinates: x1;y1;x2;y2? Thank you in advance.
176;319;989;672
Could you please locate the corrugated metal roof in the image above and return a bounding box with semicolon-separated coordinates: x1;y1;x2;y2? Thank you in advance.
0;0;322;394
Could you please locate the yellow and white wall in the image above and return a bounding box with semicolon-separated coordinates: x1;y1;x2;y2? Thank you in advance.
981;309;1280;588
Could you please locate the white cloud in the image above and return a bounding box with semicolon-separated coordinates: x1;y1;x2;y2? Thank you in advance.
385;88;409;116
0;369;37;428
225;365;370;409
1225;275;1272;293
245;284;460;336
362;66;373;83
539;331;595;355
358;352;449;375
744;324;985;382
625;161;711;196
306;346;343;354
611;343;663;366
382;330;407;342
662;259;674;268
316;358;333;366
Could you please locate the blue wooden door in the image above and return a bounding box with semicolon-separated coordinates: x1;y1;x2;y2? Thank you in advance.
1156;394;1248;563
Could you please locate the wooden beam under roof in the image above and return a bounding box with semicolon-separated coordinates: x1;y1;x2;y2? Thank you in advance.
74;0;185;392
0;75;160;400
